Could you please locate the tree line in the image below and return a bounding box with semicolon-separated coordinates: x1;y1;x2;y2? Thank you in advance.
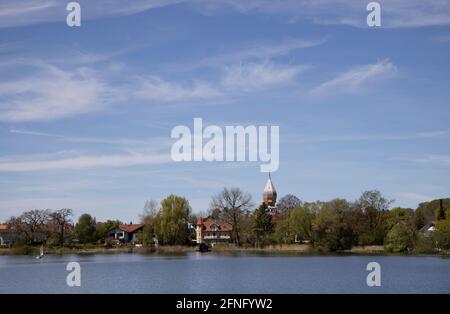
3;189;450;253
139;188;450;253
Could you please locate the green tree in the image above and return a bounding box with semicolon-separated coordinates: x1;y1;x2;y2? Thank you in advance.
416;198;450;223
290;206;312;243
386;207;414;230
253;203;273;246
437;199;446;221
154;195;190;245
274;214;291;244
434;218;450;250
75;214;97;244
312;199;356;251
384;222;415;253
96;220;121;241
355;190;393;245
414;209;426;230
274;205;312;244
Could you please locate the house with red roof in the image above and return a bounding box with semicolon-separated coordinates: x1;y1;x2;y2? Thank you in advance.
195;218;232;246
0;224;13;246
107;223;144;244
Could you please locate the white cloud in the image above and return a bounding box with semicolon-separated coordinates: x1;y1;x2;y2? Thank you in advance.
310;59;397;96
192;0;450;28
133;76;220;102
193;38;325;69
1;0;450;29
9;128;172;148
0;61;114;122
0;0;182;28
222;61;307;91
0;58;222;122
395;192;433;203
0;151;172;172
289;130;450;144
409;155;450;166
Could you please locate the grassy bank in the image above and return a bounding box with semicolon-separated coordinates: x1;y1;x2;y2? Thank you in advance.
1;244;448;256
0;244;198;256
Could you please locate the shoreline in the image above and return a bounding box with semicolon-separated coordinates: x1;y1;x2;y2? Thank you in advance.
1;244;448;257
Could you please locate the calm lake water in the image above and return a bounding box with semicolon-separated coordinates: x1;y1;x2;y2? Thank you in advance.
0;253;449;293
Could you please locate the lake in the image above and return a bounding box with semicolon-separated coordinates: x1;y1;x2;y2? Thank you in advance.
0;253;449;293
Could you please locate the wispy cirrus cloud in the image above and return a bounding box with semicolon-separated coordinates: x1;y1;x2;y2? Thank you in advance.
222;61;308;91
192;38;326;69
0;151;172;172
9;128;172;148
0;0;182;28
310;59;397;96
1;0;450;29
395;192;433;203
289;130;450;144
0;60;115;122
133;76;221;102
0;59;219;122
192;0;450;28
405;155;450;167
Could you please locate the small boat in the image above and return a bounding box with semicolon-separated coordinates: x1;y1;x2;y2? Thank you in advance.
198;242;209;252
36;244;44;259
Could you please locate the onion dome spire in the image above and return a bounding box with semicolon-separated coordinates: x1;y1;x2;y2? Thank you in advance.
263;172;277;207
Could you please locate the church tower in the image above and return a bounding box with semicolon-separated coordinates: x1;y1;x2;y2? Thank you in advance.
263;173;277;211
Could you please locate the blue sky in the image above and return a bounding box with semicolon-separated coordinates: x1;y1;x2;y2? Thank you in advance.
1;0;450;222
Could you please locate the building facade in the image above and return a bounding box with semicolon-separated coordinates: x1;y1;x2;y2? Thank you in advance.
0;224;13;246
108;223;144;243
195;218;232;246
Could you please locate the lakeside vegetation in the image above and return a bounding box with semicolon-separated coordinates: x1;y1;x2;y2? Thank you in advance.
1;188;450;256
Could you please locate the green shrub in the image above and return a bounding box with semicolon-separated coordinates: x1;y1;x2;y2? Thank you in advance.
384;222;415;253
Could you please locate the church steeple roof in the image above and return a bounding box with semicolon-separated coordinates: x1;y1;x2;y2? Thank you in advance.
263;173;277;207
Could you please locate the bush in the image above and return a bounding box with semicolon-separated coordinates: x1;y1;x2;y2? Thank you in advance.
11;245;38;255
413;234;436;254
434;218;450;250
384;222;415;253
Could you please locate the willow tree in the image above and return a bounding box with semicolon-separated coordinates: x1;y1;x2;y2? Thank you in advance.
154;195;190;245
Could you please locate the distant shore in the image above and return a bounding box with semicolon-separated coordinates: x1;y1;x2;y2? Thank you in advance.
1;244;448;256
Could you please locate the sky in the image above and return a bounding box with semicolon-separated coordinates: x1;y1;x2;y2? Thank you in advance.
0;0;450;223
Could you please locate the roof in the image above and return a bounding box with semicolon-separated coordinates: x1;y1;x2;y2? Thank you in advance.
0;224;8;230
419;221;437;233
196;218;232;232
263;177;276;194
118;224;144;233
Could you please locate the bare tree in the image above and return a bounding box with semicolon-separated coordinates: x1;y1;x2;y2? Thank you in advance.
210;187;254;246
50;208;73;245
358;190;393;212
5;216;21;246
10;209;51;243
140;199;159;223
276;194;302;214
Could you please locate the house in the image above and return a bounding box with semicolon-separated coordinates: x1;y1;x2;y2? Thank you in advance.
420;220;437;236
108;223;144;243
195;218;232;246
0;224;13;246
